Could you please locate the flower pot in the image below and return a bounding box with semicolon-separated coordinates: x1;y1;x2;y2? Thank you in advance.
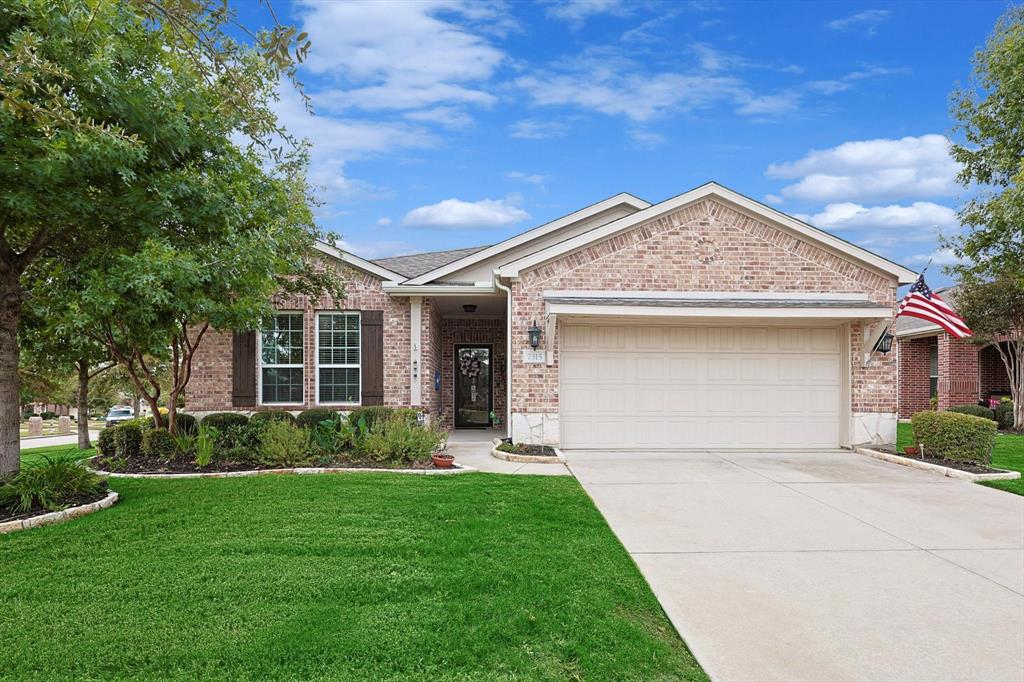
904;446;920;457
432;453;455;469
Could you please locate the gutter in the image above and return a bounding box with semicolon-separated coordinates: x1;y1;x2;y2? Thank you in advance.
493;272;513;439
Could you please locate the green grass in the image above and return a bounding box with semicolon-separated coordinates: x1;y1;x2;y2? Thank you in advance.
897;422;1024;496
0;473;706;681
19;443;95;469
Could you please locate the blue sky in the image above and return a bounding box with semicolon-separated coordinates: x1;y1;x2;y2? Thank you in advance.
238;0;1008;285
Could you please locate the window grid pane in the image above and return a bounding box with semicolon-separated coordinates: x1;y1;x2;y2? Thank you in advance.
262;368;303;404
260;313;304;404
318;313;360;403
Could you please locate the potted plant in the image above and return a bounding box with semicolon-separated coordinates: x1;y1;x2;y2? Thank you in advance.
432;451;455;469
904;445;920;457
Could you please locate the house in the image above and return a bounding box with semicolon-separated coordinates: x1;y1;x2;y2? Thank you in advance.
189;182;917;448
895;285;1011;418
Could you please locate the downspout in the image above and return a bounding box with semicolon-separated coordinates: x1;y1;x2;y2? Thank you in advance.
493;271;513;440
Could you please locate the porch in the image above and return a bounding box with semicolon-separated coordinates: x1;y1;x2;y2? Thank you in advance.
898;333;1011;418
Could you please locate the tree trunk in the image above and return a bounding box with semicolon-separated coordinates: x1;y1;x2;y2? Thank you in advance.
0;271;22;478
77;361;91;449
132;393;141;417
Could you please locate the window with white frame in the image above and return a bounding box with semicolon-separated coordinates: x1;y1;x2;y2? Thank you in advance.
260;313;304;404
317;312;360;404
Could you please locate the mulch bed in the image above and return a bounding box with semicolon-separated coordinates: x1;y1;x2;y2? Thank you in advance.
870;447;1004;474
92;456;440;474
498;443;558;457
0;485;109;524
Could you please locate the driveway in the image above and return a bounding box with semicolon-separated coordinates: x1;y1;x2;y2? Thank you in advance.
567;449;1024;682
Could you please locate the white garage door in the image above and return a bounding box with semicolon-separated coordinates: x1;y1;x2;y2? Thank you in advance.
560;323;843;449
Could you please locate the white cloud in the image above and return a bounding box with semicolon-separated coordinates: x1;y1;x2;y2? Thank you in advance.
296;0;505;112
546;0;629;27
376;217;392;227
795;201;959;231
903;248;966;266
628;128;666;149
735;92;801;116
509;119;568;139
505;171;548;186
402;197;530;229
404;106;475;129
766;134;958;202
764;194;784;204
826;9;890;35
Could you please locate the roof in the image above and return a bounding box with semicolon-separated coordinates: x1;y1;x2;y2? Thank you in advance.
893;285;959;336
497;182;919;284
372;245;490;279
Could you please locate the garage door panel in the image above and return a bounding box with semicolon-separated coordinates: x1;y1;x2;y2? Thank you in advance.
561;323;842;449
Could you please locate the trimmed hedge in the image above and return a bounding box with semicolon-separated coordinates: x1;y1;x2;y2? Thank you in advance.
946;404;995;421
201;412;249;429
97;427;116;456
994;400;1015;430
296;408;340;429
111;422;143;459
172;413;198;435
911;410;997;465
249;410;296;424
142;428;177;460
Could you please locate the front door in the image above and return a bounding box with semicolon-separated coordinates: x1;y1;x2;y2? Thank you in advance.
454;345;492;428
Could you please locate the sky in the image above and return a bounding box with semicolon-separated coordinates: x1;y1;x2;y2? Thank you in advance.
237;0;1009;286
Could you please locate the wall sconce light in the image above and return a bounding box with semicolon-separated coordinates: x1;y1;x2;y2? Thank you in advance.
528;320;542;349
462;304;477;313
873;330;894;354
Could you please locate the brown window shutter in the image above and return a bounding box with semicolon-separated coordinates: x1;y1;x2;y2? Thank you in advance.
232;331;257;407
360;310;384;405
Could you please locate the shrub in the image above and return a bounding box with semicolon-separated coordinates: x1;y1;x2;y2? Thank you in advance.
142;428;177;460
911;411;997;465
296;408;340;429
201;412;249;430
346;406;419;432
0;457;106;514
112;421;143;459
355;417;443;466
946;404;995;421
258;420;310;467
994;400;1015;430
40;411;57;420
194;425;218;467
216;421;264;462
929;396;938;411
172;413;198;435
250;410;296;424
97;427;117;456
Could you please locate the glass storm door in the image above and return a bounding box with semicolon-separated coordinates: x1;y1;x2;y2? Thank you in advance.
455;345;492;428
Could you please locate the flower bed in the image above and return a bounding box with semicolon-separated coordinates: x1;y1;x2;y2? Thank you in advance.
92;454;449;475
0;491;119;534
491;441;565;464
1;457;118;533
855;445;1021;482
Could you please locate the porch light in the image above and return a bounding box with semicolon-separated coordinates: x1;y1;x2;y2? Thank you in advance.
528;320;542;349
874;330;894;354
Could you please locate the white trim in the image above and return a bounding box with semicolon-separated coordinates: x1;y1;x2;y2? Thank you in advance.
544;290;877;302
410;297;422;407
257;311;305;407
404;193;651;285
494;276;513;434
545;302;892;320
314;311;361;407
382;282;496;295
498;182;918;284
313;240;407;281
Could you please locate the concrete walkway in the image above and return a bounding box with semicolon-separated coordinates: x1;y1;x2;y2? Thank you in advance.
446;430;570;476
21;432;100;450
567;449;1024;682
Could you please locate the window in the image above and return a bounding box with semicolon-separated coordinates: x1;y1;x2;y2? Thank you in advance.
260;313;304;404
929;342;939;399
317;312;360;404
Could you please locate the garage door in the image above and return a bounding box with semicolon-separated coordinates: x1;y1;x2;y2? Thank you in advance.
559;323;842;449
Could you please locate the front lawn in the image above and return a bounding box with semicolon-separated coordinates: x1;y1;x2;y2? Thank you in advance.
0;473;706;680
19;443;95;468
897;422;1024;496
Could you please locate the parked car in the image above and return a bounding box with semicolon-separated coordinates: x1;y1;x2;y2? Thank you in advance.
105;407;135;428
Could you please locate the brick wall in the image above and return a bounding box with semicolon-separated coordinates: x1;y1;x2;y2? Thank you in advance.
897;336;935;418
936;335;979;410
188;262;410;413
979;343;1011;399
420;298;443;417
510;198;898;419
440;317;506;430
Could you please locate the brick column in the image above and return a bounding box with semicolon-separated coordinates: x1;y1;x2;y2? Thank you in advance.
897;337;933;418
937;335;979;410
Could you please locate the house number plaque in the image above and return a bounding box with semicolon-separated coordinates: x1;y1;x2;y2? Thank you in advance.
521;349;546;364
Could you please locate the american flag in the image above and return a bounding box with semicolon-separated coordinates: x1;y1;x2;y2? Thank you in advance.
895;275;973;338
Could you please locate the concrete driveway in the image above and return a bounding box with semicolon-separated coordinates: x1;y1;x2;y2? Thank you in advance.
567;449;1024;682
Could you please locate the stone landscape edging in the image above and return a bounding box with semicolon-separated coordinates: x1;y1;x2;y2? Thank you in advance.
87;461;476;479
490;440;566;464
0;491;119;535
854;446;1021;482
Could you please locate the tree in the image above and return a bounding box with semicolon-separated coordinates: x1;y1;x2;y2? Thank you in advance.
0;1;323;475
947;5;1024;282
954;279;1024;431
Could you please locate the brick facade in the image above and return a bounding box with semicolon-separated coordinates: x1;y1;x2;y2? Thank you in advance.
897;336;935;418
420;299;443;417
936;335;979;410
439;318;507;430
510;198;898;427
979;344;1011;400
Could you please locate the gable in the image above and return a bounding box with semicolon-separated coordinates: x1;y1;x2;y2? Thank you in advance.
519;198;896;301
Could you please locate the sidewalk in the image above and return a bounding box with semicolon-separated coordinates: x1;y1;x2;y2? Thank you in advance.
21;432;100;450
446;429;569;476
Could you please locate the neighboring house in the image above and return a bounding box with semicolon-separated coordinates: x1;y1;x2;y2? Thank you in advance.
895;285;1012;418
189;182;917;448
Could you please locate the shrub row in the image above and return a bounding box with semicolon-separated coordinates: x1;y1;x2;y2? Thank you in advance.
911;411;997;465
947;404;995;420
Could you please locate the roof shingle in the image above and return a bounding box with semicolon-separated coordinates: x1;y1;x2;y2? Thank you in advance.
372;245;490;279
